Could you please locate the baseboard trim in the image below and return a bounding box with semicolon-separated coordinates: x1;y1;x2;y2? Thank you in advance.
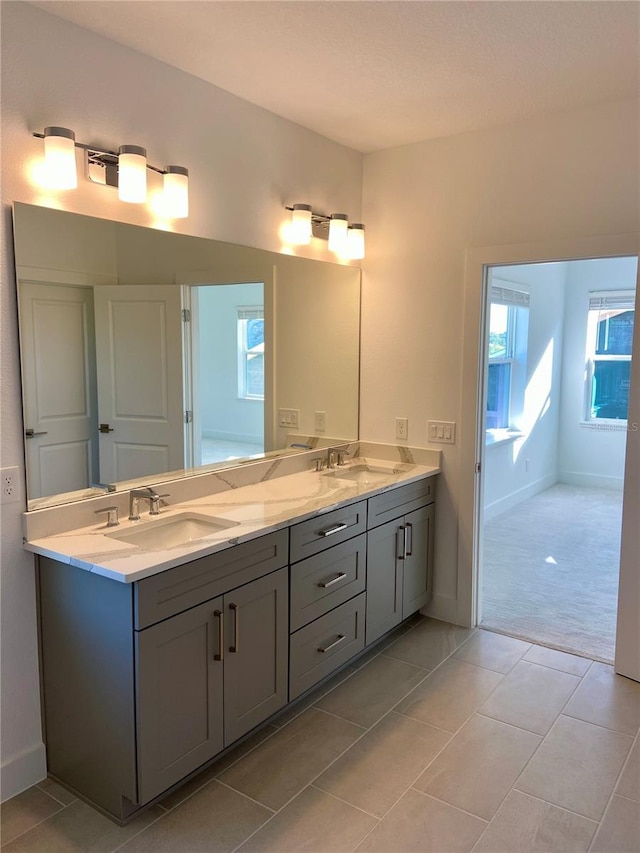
483;473;556;523
0;742;46;803
423;593;458;624
559;471;624;491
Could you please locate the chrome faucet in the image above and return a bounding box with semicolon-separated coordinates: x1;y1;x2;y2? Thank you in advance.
327;447;351;469
129;487;169;520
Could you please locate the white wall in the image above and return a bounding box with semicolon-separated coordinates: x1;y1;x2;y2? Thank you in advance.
0;2;362;800
483;263;567;521
362;97;639;626
198;284;264;444
558;256;638;489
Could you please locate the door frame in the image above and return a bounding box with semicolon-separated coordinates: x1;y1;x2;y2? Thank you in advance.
458;232;640;675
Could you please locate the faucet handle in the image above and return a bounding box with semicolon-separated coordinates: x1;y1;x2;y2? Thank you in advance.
95;506;119;527
336;450;351;466
314;458;326;472
149;493;170;515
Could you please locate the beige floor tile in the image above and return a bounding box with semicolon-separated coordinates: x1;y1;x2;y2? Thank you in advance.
479;660;581;735
0;786;63;846
590;794;640;853
616;739;640;801
2;800;163;853
271;667;358;728
356;789;486;852
473;790;597;853
382;617;475;670
35;779;77;807
315;712;450;817
238;786;376;852
117;781;271;853
414;713;541;819
395;658;503;733
315;655;427;728
158;724;277;810
516;715;633;820
219;708;363;810
563;662;640;736
452;629;531;674
524;644;592;677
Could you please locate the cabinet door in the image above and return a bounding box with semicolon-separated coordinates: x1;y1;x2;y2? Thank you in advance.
366;519;403;645
136;597;224;804
223;567;288;745
402;504;434;618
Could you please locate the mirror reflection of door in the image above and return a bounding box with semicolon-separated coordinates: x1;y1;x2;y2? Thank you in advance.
93;286;184;484
19;282;98;499
187;283;265;466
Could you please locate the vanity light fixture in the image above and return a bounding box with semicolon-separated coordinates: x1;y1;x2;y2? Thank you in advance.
33;128;189;218
42;127;78;190
285;204;365;258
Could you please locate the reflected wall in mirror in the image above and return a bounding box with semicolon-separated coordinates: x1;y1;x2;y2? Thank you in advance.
13;203;361;509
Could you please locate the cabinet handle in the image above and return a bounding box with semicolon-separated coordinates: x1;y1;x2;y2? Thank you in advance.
406;522;413;557
397;524;407;560
317;634;346;654
318;572;347;589
319;522;348;538
214;610;224;661
229;603;239;653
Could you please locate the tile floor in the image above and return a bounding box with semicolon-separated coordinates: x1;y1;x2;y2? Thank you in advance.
2;621;639;852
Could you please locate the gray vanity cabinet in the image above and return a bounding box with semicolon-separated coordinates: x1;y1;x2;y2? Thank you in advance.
136;566;289;803
365;480;435;646
136;596;225;804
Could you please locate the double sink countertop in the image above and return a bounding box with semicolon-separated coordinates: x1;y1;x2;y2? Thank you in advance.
23;456;440;584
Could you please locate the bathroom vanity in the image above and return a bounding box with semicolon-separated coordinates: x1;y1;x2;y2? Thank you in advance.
26;452;438;823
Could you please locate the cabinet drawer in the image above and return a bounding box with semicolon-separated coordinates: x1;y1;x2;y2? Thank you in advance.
134;529;288;629
367;477;436;529
289;593;365;701
290;534;366;631
290;501;367;563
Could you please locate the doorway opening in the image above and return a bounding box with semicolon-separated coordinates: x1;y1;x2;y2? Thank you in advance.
184;283;265;468
478;257;638;662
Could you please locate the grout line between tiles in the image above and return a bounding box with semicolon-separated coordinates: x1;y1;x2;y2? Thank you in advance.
214;779;276;814
308;783;382;820
560;709;639;739
34;782;77;808
586;728;640;852
109;809;171;853
0;798;72;848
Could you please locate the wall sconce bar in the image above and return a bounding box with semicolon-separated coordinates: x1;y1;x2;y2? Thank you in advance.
285;204;365;258
33;128;189;218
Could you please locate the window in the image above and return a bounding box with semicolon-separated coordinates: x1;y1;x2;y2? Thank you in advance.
586;291;635;422
237;307;264;400
486;286;529;431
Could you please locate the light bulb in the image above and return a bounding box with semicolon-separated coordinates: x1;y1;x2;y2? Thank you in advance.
328;213;348;253
118;145;147;203
163;166;189;218
43;127;77;190
290;204;312;244
347;224;365;260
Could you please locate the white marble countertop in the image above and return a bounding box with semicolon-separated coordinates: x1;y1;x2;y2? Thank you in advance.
24;458;439;583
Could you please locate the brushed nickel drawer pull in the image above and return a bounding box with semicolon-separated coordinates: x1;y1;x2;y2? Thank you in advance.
397;525;407;560
318;572;347;589
214;610;224;661
317;634;346;654
406;522;413;557
229;603;239;653
319;522;348;538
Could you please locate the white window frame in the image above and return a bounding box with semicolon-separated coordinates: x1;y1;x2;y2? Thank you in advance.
585;290;635;424
486;285;529;438
237;307;264;401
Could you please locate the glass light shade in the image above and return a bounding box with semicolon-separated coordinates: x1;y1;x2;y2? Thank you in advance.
118;145;147;203
43;127;77;189
163;166;189;218
347;224;365;260
328;213;348;253
290;203;312;244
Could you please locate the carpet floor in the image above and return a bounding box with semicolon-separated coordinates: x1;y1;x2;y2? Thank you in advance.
481;483;623;663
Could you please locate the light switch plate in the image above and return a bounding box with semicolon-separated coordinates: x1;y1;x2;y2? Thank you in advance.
428;420;456;444
278;408;300;428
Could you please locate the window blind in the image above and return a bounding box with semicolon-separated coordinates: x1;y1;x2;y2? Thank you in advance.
237;306;264;320
490;284;530;308
588;291;635;311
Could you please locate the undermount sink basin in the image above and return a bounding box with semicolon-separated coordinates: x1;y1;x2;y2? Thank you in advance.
105;513;239;551
323;463;400;485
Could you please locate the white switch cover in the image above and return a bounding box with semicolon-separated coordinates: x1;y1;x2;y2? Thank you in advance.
395;417;408;441
278;408;300;428
314;411;326;432
428;421;456;444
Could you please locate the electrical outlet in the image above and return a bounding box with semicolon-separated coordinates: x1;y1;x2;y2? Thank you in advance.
395;417;408;441
314;411;326;432
1;466;21;504
428;420;456;444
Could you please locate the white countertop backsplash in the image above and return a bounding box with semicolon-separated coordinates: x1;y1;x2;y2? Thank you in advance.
23;442;440;583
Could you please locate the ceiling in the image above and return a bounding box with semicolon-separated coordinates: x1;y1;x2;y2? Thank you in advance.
29;0;640;153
